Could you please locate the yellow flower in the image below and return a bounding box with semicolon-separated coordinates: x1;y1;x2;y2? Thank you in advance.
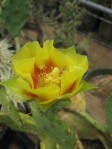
1;40;92;107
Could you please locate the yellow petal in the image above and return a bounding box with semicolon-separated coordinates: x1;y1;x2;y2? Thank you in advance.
35;40;53;67
12;58;35;76
61;71;79;95
35;49;50;68
65;53;88;74
50;48;66;68
45;40;66;68
34;84;60;104
16;77;31;91
68;78;82;96
58;46;76;54
36;40;66;69
43;40;54;51
13;41;41;60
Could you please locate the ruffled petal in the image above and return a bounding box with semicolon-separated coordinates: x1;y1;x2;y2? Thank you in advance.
36;40;66;69
65;53;88;74
58;46;76;54
43;40;54;51
12;58;35;77
35;50;50;68
50;48;66;69
44;40;66;68
34;84;60;104
35;40;53;68
12;41;41;60
61;71;80;95
16;77;31;91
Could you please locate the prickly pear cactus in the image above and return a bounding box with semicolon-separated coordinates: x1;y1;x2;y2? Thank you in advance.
1;0;29;37
30;100;77;149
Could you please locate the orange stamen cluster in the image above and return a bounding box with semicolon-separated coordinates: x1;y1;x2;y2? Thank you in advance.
37;66;61;87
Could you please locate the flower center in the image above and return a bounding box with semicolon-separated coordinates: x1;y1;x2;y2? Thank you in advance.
39;67;61;86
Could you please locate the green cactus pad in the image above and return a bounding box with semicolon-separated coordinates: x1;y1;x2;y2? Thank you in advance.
1;0;29;37
30;100;77;149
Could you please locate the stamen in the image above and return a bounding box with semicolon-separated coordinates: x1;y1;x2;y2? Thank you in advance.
37;66;61;86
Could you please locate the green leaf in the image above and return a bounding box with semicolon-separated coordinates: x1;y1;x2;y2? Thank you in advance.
105;95;112;134
29;100;77;149
0;89;22;127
